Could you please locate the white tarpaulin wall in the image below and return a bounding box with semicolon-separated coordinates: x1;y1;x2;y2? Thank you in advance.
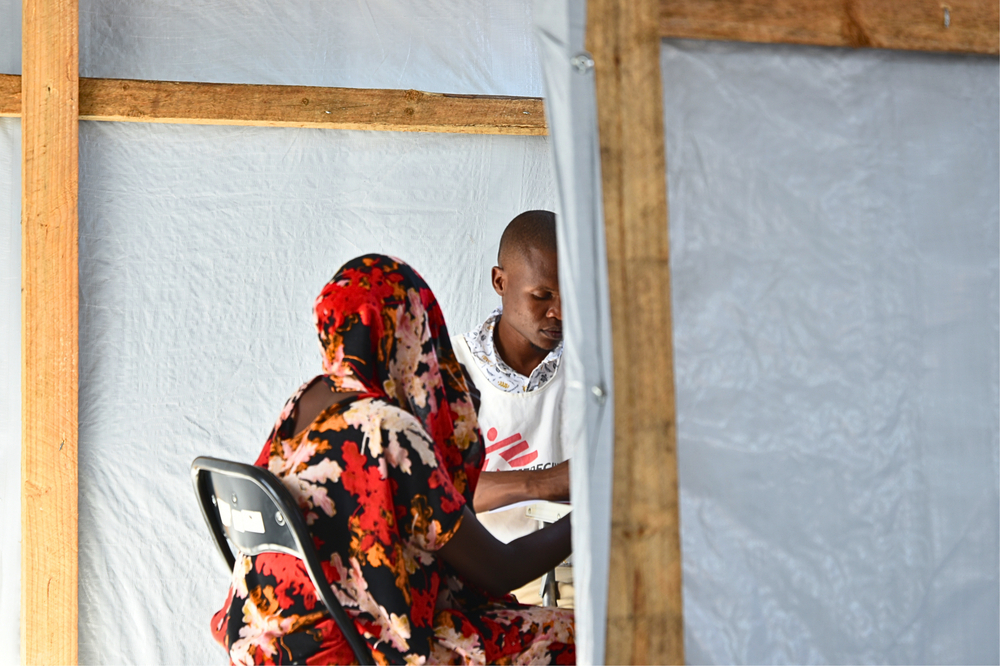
0;110;21;666
661;41;998;664
1;1;998;664
537;6;999;662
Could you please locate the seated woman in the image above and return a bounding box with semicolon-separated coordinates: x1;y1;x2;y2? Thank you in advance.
211;254;574;665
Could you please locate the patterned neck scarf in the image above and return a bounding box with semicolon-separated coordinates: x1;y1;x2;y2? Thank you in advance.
312;254;483;500
464;307;563;393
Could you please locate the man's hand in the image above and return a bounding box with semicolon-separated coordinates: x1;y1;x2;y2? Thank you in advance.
473;460;570;513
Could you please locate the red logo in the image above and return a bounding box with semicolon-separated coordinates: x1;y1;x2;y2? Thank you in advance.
483;427;539;469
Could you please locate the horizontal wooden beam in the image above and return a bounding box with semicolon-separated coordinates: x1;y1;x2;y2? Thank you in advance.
0;74;548;135
661;0;999;55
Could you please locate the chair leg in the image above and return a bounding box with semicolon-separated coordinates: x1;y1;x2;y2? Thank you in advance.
541;569;559;607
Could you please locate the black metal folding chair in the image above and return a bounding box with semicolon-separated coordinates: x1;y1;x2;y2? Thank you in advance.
190;456;374;665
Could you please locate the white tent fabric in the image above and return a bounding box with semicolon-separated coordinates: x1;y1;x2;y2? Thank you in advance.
664;41;998;664
0;119;21;666
533;2;614;663
1;0;541;94
77;0;544;96
0;0;18;75
1;1;998;664
71;124;553;665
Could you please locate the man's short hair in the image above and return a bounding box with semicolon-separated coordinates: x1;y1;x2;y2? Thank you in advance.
497;210;557;267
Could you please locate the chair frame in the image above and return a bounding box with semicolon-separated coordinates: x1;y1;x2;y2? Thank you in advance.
191;456;374;665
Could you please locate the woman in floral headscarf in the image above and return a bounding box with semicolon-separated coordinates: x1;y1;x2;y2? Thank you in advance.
211;255;575;665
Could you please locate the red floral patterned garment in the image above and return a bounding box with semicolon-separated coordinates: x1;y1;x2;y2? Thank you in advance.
211;255;575;665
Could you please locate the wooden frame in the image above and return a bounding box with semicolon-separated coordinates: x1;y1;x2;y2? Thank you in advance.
589;0;684;662
1;74;547;135
660;0;999;55
20;0;79;664
13;0;997;663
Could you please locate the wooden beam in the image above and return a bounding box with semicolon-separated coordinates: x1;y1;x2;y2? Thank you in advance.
0;74;547;135
0;74;19;117
589;0;684;664
21;0;79;662
661;0;999;55
76;79;547;134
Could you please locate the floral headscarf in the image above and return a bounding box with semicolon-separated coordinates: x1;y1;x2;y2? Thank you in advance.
312;254;483;500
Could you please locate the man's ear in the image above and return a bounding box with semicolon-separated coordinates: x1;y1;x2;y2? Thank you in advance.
491;266;506;297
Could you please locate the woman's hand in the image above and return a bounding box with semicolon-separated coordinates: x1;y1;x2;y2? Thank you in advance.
438;507;571;597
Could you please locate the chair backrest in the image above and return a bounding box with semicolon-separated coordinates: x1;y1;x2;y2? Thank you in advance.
191;456;374;665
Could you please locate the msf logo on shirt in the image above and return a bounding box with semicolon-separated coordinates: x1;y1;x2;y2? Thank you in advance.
482;427;538;469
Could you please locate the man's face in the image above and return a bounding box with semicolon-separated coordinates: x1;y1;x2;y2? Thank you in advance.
492;246;562;352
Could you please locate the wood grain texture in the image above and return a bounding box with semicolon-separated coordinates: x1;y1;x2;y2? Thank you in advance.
661;0;999;54
3;74;546;134
77;79;547;133
21;0;79;663
0;73;19;117
589;0;685;663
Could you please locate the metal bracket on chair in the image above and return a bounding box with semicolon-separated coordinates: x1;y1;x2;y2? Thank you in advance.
541;569;560;607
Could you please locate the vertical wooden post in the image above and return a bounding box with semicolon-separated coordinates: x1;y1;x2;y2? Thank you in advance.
587;0;684;663
21;0;79;663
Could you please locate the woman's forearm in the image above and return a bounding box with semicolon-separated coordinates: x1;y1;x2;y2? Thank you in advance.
503;513;572;589
439;507;571;597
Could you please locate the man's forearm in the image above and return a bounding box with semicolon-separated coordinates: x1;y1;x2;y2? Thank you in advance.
473;461;570;513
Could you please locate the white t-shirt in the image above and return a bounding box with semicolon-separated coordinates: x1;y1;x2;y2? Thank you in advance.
452;333;567;542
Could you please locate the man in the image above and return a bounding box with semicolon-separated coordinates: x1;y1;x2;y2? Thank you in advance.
452;210;572;606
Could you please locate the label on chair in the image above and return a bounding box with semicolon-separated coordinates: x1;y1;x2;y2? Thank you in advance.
233;509;266;534
218;498;233;527
217;499;266;534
